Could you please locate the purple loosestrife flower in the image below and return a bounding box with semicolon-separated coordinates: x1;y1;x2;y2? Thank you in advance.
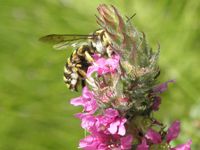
78;108;127;136
100;108;127;136
77;114;97;132
79;134;133;150
70;87;98;114
77;108;133;150
87;54;120;77
67;4;191;150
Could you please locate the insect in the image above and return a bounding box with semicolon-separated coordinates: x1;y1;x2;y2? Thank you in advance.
39;29;110;91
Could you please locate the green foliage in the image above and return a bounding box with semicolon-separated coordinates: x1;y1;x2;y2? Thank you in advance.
0;0;199;149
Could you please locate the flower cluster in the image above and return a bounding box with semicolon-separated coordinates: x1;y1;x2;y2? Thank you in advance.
71;55;133;149
69;4;191;150
77;108;133;149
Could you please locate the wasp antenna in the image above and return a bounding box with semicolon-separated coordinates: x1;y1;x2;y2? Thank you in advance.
126;13;136;23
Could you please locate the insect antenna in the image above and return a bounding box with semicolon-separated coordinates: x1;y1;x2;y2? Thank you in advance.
126;13;136;23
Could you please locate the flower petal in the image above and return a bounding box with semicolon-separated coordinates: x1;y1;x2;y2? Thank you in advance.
120;135;133;150
70;97;83;106
166;121;180;143
79;135;99;150
153;80;175;94
137;138;149;150
118;118;127;136
104;108;119;118
171;140;192;150
108;120;120;134
152;96;161;111
145;129;162;144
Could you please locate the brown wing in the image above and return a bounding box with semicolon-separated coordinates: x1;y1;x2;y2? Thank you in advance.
39;34;96;44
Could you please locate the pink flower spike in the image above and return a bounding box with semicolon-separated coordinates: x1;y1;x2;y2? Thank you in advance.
145;129;162;144
166;121;180;143
171;140;192;150
120;135;133;150
137;138;149;150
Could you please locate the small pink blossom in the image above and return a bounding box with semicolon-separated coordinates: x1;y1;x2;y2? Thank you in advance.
95;108;127;136
77;108;127;137
145;129;162;144
108;118;127;136
166;121;180;143
87;54;120;77
70;87;98;114
79;134;133;150
79;115;97;132
103;109;126;135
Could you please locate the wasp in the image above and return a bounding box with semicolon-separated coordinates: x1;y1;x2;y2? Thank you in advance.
39;29;110;91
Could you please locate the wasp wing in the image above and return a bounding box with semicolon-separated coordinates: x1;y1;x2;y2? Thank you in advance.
39;34;95;44
53;40;88;50
39;34;96;50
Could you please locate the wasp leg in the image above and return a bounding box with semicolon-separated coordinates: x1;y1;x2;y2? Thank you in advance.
81;79;86;88
85;51;94;63
77;69;87;78
73;79;79;92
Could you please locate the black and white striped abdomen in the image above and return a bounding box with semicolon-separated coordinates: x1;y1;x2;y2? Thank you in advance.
63;45;95;91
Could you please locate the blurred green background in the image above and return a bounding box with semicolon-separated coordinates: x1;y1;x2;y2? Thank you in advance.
0;0;199;149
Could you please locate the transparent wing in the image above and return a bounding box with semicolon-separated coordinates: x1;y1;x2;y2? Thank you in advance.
54;41;91;50
39;34;96;50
